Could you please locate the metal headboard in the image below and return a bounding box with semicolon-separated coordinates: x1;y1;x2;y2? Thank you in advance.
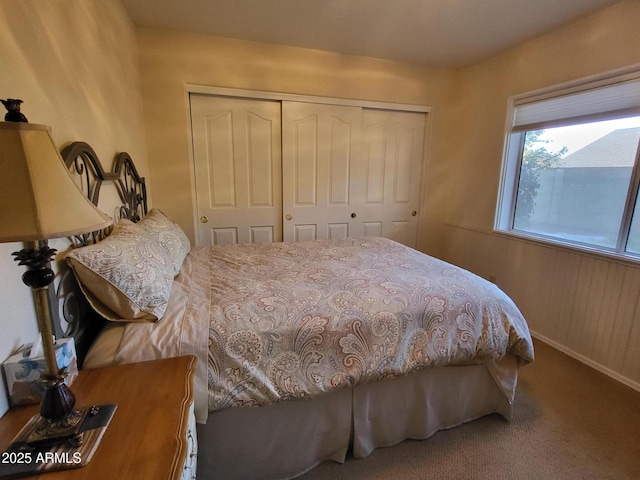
51;142;147;367
61;141;147;241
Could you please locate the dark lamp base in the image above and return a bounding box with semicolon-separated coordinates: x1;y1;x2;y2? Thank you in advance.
26;408;88;449
40;380;76;422
28;375;81;447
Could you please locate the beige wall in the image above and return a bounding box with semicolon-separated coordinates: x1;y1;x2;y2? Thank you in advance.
0;0;148;415
437;0;640;388
135;27;455;247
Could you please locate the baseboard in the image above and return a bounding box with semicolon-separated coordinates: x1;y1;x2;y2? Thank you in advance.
530;330;640;393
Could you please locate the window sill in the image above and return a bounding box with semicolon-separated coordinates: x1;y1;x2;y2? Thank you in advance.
493;228;640;268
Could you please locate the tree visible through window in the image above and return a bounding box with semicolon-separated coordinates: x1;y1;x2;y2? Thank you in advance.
514;130;565;229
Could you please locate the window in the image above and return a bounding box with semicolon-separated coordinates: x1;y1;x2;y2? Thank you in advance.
496;71;640;259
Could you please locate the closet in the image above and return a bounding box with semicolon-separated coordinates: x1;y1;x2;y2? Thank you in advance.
190;93;426;248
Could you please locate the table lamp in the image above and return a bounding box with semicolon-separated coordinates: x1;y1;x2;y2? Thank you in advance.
0;100;112;445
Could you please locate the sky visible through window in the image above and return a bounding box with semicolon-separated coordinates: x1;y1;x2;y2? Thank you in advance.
535;116;640;157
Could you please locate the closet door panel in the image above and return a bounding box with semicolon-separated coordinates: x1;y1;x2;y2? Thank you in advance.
292;114;317;206
357;109;426;248
329;117;352;205
364;123;386;205
206;111;236;207
282;102;363;241
191;94;282;246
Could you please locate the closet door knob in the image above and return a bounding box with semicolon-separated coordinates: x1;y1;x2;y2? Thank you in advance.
412;211;417;216
285;214;292;221
200;216;209;224
351;212;357;218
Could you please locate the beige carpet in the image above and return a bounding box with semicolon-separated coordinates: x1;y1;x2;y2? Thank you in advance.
299;340;640;479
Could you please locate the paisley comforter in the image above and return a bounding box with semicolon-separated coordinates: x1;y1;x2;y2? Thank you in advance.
205;237;533;411
116;237;534;421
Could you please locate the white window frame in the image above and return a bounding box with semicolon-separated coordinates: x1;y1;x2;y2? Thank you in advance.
495;66;640;261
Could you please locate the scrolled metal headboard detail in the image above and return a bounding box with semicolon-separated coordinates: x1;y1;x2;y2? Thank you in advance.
53;142;148;366
112;151;148;223
61;141;147;245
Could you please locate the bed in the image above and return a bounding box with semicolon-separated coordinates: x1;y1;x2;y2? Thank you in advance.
56;142;534;480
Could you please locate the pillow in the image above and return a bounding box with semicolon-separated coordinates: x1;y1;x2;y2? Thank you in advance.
137;209;191;275
66;219;175;322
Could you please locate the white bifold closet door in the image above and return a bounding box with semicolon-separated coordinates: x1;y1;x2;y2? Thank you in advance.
281;101;363;242
190;94;282;245
190;94;425;248
358;108;425;248
282;102;425;247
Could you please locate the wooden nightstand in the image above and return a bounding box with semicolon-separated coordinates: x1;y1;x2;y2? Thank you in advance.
0;355;197;480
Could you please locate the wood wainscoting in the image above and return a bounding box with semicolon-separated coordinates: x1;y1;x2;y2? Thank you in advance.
440;223;640;392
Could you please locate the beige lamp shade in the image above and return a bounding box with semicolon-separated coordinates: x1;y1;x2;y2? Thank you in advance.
0;122;113;242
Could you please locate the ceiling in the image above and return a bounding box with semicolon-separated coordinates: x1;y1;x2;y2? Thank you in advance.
120;0;623;68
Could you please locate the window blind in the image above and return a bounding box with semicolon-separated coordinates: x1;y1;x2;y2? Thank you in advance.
512;79;640;132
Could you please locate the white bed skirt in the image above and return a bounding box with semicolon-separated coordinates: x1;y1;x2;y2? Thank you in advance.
196;356;517;480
